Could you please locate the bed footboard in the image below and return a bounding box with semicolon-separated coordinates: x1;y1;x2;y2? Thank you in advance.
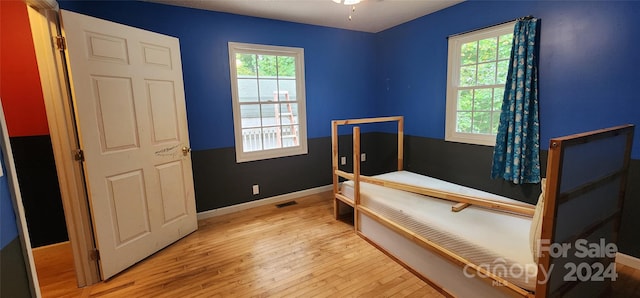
536;124;635;297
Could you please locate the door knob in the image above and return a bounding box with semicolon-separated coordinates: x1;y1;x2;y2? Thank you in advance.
182;146;191;156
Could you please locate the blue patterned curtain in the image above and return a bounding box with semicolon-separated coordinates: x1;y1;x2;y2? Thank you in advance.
491;18;540;184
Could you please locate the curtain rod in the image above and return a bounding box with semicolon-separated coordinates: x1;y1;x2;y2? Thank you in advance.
447;15;534;39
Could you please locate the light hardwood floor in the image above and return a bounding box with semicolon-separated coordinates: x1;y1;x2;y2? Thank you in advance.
33;192;443;297
33;191;640;297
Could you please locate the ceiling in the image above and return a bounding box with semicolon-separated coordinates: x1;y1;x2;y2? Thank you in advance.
145;0;464;33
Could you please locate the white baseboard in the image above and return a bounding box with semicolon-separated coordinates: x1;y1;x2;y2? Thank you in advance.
197;185;333;220
616;252;640;270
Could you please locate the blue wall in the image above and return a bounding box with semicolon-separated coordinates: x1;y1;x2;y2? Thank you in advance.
377;0;640;159
59;0;640;165
1;152;18;251
58;0;639;253
59;0;379;151
1;146;32;297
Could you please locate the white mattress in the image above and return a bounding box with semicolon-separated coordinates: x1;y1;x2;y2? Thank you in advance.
341;171;537;291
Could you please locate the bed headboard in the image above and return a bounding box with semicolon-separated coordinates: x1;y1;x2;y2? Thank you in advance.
536;124;635;297
331;116;404;206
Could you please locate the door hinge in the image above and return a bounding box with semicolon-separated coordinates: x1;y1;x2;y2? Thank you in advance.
55;36;66;51
74;149;84;162
90;248;100;261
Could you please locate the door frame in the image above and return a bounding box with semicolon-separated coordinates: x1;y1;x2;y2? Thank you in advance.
26;0;101;287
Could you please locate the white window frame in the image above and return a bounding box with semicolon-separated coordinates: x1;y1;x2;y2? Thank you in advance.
445;22;515;146
228;42;308;162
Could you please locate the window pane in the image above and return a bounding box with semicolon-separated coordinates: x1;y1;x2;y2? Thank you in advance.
457;90;473;110
280;103;298;125
261;104;277;126
257;55;278;77
273;90;287;101
277;56;296;77
497;60;509;85
237;78;258;102
263;126;280;150
240;104;261;128
492;112;501;134
281;125;299;148
477;62;496;85
472;112;492;134
456;112;472;133
493;87;505;110
258;79;278;102
460;41;477;65
498;34;513;60
278;79;296;100
478;37;497;63
236;53;257;76
474;88;493;111
242;128;262;152
459;65;476;87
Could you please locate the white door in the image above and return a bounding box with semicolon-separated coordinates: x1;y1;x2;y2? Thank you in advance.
60;10;197;279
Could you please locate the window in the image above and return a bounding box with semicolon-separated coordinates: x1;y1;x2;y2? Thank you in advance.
228;42;307;162
445;22;514;146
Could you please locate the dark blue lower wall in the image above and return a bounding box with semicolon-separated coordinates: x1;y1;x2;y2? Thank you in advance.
192;137;332;211
10;136;67;247
0;238;31;297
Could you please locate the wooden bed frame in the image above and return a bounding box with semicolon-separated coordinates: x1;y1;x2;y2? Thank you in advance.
331;116;634;298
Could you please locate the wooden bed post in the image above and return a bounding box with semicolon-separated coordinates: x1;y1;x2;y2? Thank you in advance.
398;117;404;171
331;121;339;219
353;126;361;229
534;139;562;298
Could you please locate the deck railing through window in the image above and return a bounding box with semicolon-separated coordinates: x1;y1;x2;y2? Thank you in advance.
242;126;298;152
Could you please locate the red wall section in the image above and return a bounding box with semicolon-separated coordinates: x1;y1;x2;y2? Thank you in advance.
1;0;50;137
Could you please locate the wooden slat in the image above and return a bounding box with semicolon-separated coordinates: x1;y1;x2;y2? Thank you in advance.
334;193;354;206
331;116;403;126
359;174;535;216
547;124;634;146
451;202;471;212
335;169;532;216
335;169;353;180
